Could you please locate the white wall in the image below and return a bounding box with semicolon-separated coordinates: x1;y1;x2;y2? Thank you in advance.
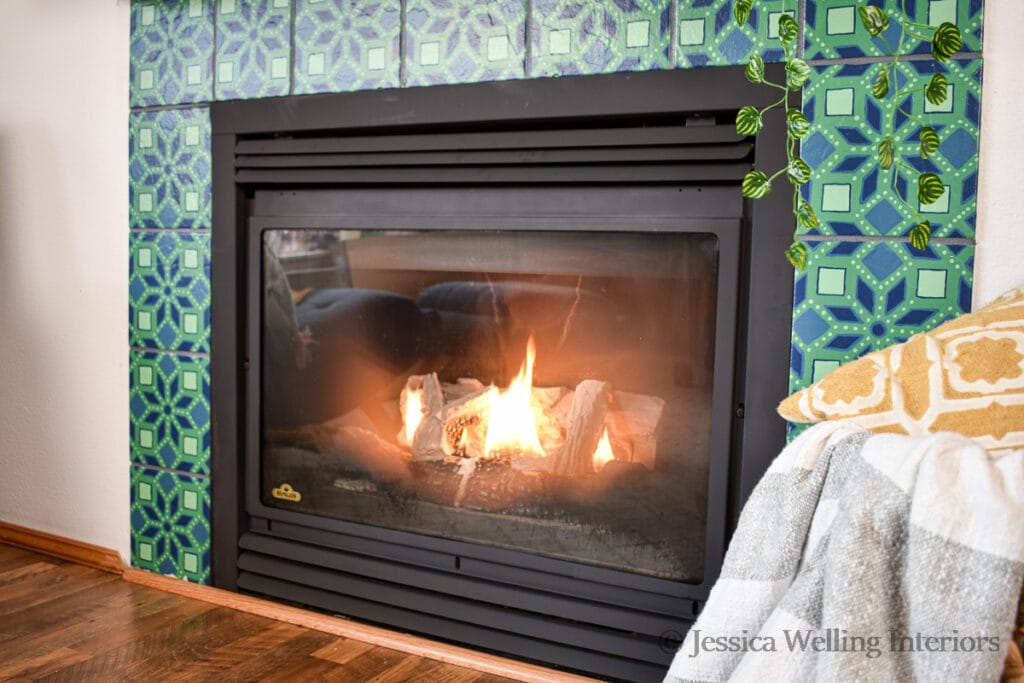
975;0;1024;306
0;1;130;559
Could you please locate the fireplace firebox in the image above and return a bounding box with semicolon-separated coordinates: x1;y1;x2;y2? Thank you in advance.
212;67;791;681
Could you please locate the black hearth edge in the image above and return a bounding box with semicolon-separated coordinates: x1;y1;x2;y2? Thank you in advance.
211;65;791;682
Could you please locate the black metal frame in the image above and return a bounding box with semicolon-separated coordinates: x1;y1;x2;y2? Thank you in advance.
212;66;792;681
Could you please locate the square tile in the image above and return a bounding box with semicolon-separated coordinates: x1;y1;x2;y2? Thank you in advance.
407;0;526;86
799;59;982;238
129;108;212;229
789;239;973;393
129;232;211;353
293;0;401;94
130;351;211;475
131;465;211;584
532;0;670;77
216;0;292;100
676;0;790;69
805;0;983;60
130;0;215;107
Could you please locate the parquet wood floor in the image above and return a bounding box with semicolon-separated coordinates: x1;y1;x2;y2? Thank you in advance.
0;543;521;682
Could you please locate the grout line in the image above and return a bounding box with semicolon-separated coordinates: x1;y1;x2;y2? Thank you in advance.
212;0;219;102
130;102;212;114
796;0;806;60
131;461;211;480
667;0;676;68
799;235;975;245
131;346;211;359
289;0;297;96
524;0;533;78
129;227;213;234
399;0;408;88
807;51;982;67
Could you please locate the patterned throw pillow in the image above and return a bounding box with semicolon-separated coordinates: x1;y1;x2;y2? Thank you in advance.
778;286;1024;455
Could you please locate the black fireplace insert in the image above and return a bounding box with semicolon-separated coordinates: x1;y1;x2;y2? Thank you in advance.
212;66;792;682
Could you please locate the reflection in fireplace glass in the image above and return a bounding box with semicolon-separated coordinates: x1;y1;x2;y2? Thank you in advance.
261;229;718;582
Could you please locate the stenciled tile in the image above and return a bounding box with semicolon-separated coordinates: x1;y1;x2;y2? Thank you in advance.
789;239;973;393
131;352;211;475
407;0;526;85
799;59;981;238
130;232;211;353
129;107;212;229
293;0;402;94
131;465;211;584
805;0;983;61
676;0;791;69
215;0;292;100
531;0;670;77
130;0;215;107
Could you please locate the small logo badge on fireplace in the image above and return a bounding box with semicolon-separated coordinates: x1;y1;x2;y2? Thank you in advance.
271;483;302;502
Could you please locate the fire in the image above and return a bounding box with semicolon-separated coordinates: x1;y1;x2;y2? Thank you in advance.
592;428;615;470
482;336;546;459
403;386;424;445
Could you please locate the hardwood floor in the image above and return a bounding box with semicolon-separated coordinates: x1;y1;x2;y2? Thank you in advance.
0;544;521;681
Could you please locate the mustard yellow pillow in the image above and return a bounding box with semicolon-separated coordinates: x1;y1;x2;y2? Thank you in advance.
779;286;1024;455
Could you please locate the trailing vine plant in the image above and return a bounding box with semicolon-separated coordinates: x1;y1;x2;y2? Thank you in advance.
734;0;963;269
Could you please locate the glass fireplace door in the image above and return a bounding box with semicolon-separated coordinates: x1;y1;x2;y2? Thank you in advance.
257;226;722;583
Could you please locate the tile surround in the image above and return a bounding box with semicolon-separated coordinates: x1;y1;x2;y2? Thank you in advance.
128;0;985;581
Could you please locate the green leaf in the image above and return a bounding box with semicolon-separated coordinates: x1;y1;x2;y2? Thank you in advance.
734;0;753;26
872;67;890;99
735;106;763;136
778;14;799;45
742;170;772;199
910;221;932;251
878;136;894;170
919;126;940;160
786;109;811;139
918;173;945;205
787;157;811;185
785;241;809;270
797;200;820;229
858;6;889;37
926;73;949;106
786;58;811;91
745;54;765;83
931;22;962;61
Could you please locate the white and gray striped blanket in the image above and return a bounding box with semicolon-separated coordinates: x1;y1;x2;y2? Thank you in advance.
665;421;1024;682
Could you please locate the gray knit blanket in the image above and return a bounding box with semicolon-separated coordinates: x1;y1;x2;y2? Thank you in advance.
665;421;1024;682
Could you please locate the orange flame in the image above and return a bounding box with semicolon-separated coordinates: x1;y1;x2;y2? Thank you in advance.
403;386;424;445
483;336;546;458
592;428;615;470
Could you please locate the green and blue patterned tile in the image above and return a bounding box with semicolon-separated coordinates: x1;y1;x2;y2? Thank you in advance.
129;107;212;229
131;0;215;107
805;0;983;61
131;465;210;584
406;0;526;85
676;0;792;69
800;59;981;238
293;0;401;94
131;351;211;475
215;0;292;100
130;232;211;353
788;239;973;394
531;0;670;77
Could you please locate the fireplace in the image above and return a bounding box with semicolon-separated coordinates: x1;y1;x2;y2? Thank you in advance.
212;66;791;681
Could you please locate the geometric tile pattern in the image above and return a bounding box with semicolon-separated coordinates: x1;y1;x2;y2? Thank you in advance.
129;107;212;229
805;0;984;61
130;352;211;475
800;59;982;238
130;0;215;107
676;0;791;68
293;0;402;94
789;240;974;394
131;465;211;584
407;0;527;85
129;232;212;354
215;0;293;100
531;0;671;77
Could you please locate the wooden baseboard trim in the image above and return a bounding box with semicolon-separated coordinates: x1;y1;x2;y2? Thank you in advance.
0;522;125;574
123;567;598;683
